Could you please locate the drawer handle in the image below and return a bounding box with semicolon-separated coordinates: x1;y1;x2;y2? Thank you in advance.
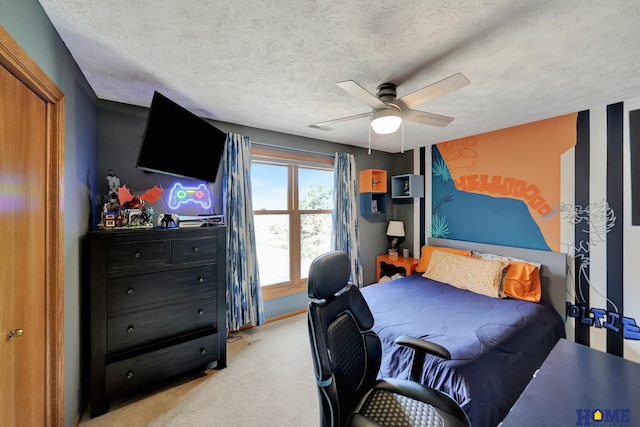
127;371;134;379
197;309;204;316
193;246;199;253
200;347;207;355
127;325;134;333
127;288;134;294
198;276;205;283
134;251;141;258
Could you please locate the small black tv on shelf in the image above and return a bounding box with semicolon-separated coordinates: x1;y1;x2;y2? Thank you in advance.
136;91;226;183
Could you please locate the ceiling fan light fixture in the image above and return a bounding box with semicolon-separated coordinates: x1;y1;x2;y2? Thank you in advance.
370;107;402;134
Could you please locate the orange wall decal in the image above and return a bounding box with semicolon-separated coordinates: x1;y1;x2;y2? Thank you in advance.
438;113;577;251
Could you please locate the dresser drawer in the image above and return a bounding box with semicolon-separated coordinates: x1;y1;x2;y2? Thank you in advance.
106;265;217;313
106;241;165;273
171;236;218;264
107;297;216;353
105;333;219;398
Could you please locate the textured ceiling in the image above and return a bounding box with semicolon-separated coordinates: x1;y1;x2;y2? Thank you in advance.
38;0;640;153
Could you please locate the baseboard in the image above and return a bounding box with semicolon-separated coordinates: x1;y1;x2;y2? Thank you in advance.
237;308;306;331
265;308;306;324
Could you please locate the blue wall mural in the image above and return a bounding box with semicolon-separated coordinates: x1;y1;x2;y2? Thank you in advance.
431;146;549;250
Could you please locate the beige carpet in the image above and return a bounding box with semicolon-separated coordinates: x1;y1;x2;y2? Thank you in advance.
79;313;319;426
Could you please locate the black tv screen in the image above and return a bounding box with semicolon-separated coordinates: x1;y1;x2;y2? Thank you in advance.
136;91;226;182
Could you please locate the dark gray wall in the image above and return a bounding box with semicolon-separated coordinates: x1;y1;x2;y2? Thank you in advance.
389;151;418;257
96;101;224;216
1;1;98;426
97;100;400;318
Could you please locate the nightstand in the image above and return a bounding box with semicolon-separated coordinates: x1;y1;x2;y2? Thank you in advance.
375;254;420;282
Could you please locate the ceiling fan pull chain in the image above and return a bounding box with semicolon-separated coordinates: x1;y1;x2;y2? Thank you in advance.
401;121;404;154
368;125;372;155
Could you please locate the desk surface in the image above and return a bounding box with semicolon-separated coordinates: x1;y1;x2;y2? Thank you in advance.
500;338;640;426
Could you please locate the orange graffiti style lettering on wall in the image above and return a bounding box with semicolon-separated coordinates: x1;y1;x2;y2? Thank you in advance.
437;137;478;172
454;175;553;216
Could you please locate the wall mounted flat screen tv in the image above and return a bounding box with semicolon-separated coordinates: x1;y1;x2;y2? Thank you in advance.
136;91;226;182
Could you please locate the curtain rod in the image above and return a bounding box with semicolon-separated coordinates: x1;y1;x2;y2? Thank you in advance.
251;141;337;159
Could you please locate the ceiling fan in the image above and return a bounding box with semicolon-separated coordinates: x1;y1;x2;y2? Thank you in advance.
310;73;470;135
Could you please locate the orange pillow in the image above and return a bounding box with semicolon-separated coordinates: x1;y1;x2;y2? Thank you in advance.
502;261;542;302
414;245;472;273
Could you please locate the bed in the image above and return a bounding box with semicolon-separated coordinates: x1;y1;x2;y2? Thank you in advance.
360;238;567;427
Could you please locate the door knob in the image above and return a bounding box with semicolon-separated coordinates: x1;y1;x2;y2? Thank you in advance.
7;329;24;339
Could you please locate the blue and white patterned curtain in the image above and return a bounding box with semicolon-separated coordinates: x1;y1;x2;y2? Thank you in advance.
331;152;364;287
222;133;265;331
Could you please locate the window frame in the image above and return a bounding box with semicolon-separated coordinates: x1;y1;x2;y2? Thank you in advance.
251;147;334;300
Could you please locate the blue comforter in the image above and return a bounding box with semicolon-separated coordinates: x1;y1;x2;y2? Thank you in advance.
360;274;565;427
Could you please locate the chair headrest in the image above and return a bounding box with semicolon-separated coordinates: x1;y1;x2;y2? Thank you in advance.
308;251;352;300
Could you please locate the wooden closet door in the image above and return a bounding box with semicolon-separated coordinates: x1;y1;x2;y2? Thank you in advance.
0;25;64;427
0;61;48;427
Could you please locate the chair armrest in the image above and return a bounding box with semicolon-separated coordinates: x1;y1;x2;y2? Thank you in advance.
395;335;451;382
395;335;451;360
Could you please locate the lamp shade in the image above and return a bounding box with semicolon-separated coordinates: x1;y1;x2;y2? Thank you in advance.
370;107;402;134
386;221;405;237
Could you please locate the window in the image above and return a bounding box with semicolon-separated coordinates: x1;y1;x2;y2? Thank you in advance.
251;148;334;300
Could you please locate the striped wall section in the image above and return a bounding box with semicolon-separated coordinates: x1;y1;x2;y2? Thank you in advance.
571;103;625;355
420;146;426;249
570;102;636;358
606;103;624;356
623;99;640;362
573;110;592;347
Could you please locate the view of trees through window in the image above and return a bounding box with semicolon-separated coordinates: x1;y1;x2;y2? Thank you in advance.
251;151;333;299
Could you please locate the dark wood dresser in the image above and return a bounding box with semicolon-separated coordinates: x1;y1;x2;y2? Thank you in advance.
89;226;227;417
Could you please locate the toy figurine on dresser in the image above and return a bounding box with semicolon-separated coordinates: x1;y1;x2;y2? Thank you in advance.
97;170;161;229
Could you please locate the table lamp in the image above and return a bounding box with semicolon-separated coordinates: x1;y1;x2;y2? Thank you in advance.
386;221;405;253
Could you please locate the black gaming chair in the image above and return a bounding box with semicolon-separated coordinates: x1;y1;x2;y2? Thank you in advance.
307;251;471;427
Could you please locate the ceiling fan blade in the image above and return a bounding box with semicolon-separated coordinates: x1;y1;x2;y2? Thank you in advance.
309;111;373;130
336;80;386;109
403;109;455;127
398;73;470;109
